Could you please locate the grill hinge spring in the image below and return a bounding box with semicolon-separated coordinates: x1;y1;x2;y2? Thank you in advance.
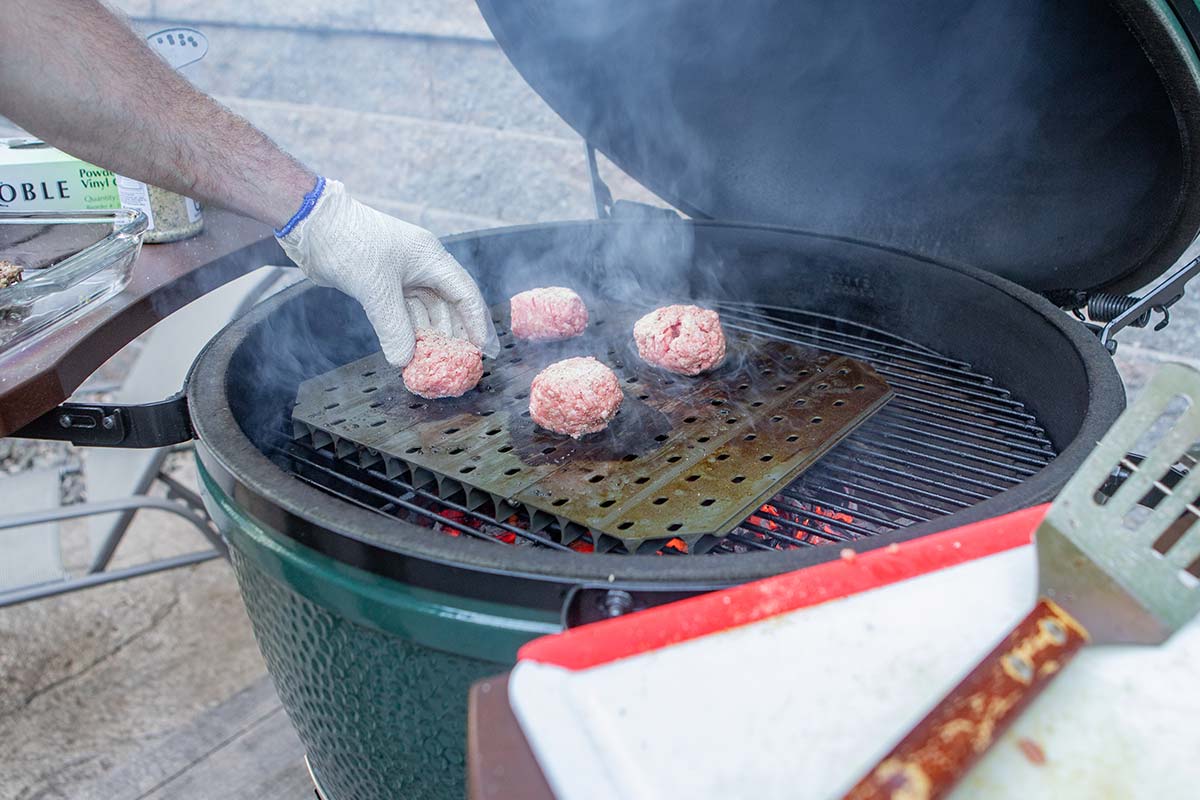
1064;244;1200;354
1084;292;1171;331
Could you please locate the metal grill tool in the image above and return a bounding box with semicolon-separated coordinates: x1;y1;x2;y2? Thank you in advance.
848;362;1200;800
292;306;891;553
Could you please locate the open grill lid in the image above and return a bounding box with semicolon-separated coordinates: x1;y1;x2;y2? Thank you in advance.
475;0;1200;296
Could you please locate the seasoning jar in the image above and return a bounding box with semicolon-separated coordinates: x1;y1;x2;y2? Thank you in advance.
115;176;203;243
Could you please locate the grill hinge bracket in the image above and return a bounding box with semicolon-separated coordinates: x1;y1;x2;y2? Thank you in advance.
13;392;193;448
1083;242;1200;354
585;141;614;219
584;140;680;223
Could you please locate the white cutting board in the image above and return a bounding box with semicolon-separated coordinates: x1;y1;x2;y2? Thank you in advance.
510;545;1200;800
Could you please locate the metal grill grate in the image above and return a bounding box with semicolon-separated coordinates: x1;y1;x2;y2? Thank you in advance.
290;308;890;553
277;303;1057;555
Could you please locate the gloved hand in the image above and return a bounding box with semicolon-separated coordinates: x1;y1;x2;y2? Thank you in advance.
278;179;499;366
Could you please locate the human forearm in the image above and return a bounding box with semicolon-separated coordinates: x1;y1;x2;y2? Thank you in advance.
0;0;313;227
0;0;499;364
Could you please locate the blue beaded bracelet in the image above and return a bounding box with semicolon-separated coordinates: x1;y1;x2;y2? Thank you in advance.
275;175;326;238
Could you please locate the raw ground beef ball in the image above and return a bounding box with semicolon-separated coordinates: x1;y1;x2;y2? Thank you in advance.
529;357;623;438
402;329;484;399
509;287;589;341
633;304;726;375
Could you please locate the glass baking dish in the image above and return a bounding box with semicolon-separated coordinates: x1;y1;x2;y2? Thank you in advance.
0;208;147;351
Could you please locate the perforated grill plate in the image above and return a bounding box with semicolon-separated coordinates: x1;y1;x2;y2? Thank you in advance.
291;307;891;553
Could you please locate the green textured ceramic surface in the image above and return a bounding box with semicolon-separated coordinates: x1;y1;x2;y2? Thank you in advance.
199;458;560;800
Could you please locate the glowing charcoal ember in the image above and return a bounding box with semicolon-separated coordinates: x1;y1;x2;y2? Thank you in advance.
815;505;855;525
756;504;782;531
737;500;862;550
434;507;486;538
509;286;589;341
809;504;863;543
487;514;523;545
436;509;464;537
747;514;779;532
417;490;868;554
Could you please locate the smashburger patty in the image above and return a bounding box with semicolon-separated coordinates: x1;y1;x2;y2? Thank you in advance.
401;329;484;399
633;304;726;376
509;286;589;341
529;356;623;438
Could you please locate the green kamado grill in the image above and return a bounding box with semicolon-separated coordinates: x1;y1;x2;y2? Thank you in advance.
14;2;1200;798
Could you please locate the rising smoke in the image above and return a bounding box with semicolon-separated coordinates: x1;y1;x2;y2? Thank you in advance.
222;0;1183;447
477;0;1181;294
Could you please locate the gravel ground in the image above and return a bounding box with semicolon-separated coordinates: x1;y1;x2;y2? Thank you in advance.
0;456;266;800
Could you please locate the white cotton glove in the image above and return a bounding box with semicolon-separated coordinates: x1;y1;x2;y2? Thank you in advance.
278;180;499;366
